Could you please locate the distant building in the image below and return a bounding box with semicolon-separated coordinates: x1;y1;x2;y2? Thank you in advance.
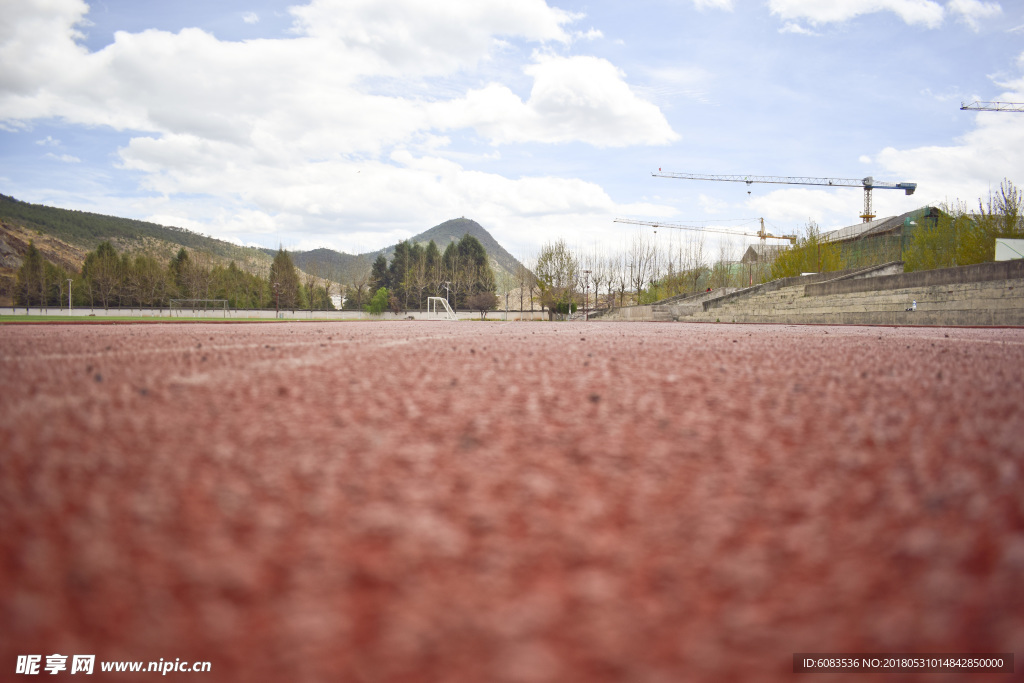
740;244;788;265
823;207;941;268
739;244;788;285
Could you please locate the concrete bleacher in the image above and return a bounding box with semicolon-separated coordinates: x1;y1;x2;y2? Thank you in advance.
599;260;1024;326
684;260;1024;326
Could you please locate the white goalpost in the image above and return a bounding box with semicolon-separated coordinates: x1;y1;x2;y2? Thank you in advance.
426;297;457;321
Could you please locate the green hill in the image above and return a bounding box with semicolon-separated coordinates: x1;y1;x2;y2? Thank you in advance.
0;194;528;296
283;217;527;282
0;193;268;263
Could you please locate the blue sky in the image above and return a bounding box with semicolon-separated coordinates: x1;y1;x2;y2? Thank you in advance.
2;0;1022;258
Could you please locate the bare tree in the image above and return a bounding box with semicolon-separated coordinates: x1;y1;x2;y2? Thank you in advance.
678;233;708;293
709;239;737;290
584;247;608;310
514;260;530;312
349;255;371;309
627;231;655;302
495;267;517;318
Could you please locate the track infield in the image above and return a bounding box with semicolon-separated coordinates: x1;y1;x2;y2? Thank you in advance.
2;321;1022;682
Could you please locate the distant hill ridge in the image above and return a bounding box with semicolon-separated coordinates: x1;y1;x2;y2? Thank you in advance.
0;193;525;283
0;193;258;263
277;217;525;283
2;194;528;282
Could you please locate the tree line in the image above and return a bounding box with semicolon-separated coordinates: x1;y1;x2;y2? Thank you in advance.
14;234;505;314
346;234;498;313
526;231;749;318
15;241;334;311
527;178;1024;314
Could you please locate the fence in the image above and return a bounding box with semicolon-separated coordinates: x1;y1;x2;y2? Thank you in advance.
0;307;550;321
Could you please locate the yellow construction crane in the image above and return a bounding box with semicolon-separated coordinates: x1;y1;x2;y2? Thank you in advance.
960;101;1024;112
614;217;797;244
614;217;797;287
652;170;917;223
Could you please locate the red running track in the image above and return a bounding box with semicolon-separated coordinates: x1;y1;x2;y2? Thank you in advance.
1;321;1022;682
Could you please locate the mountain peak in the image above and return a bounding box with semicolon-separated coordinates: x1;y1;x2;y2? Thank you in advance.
373;217;524;278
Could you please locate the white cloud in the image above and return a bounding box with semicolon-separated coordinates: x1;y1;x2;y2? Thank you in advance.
768;0;946;28
46;153;80;163
693;0;734;10
125;148;669;252
36;135;60;146
746;187;862;227
859;155;872;163
574;28;604;41
432;56;679;147
699;194;731;214
946;0;1001;31
875;53;1024;208
0;0;680;250
242;12;259;25
778;22;818;35
288;0;578;75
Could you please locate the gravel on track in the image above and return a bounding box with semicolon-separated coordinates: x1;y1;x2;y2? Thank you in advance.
1;321;1022;682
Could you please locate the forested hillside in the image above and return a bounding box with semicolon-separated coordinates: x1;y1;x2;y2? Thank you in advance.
371;218;524;278
0;193;527;309
0;194;272;266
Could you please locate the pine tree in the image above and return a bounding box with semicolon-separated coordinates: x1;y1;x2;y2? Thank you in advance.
370;253;389;292
16;240;44;309
269;248;301;310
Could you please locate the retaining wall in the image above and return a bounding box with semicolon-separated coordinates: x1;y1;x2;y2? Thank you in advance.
805;259;1024;297
685;276;1024;326
704;262;903;312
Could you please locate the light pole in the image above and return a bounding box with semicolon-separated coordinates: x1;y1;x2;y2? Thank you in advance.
273;281;280;318
67;279;72;312
583;270;591;321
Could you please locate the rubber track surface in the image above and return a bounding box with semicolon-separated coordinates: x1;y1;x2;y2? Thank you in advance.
2;322;1022;682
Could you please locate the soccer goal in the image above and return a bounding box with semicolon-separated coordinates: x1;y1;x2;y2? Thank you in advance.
169;299;229;318
426;296;457;321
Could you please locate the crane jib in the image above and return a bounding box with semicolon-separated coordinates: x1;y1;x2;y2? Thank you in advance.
652;172;916;194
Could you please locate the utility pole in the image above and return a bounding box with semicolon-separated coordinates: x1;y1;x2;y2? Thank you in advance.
68;279;73;312
583;270;591;321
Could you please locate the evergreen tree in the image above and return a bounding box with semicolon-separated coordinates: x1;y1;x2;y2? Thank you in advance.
370;253;389;292
425;239;442;299
459;234;496;298
15;240;44;309
269;248;301;310
407;242;428;309
389;240;412;307
169;247;189;294
441;241;462;309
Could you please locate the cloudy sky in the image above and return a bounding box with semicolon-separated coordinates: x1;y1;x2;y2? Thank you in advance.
2;0;1022;257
